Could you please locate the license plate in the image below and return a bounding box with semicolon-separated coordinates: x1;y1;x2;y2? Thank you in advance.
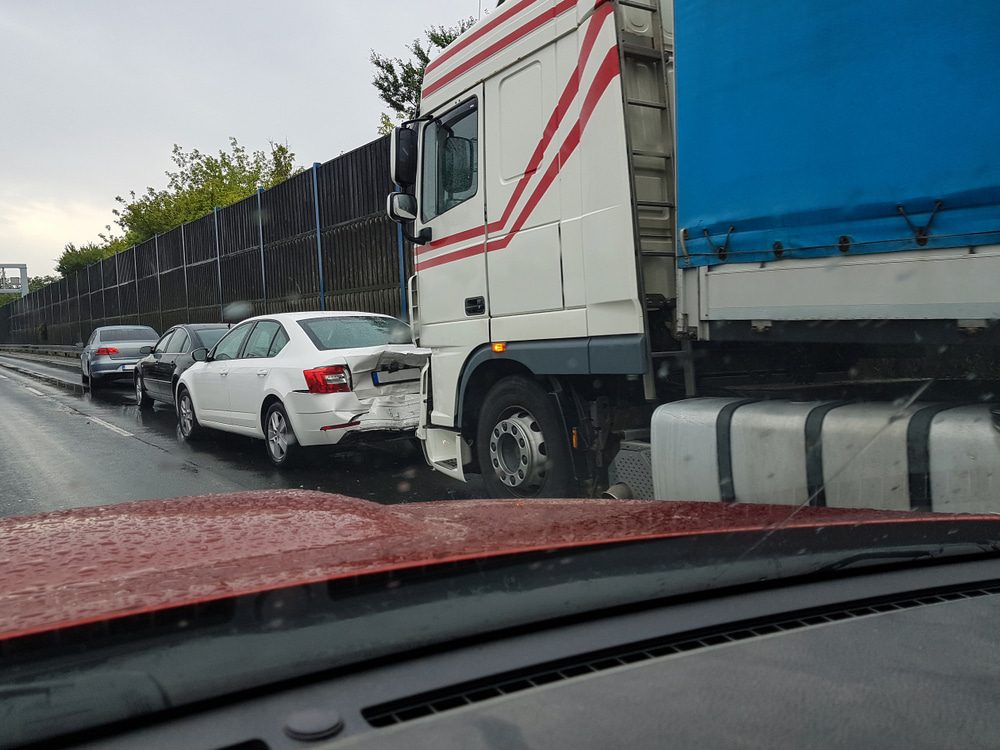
372;368;421;385
119;364;134;371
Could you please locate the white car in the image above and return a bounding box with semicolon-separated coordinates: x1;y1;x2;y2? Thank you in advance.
176;311;426;467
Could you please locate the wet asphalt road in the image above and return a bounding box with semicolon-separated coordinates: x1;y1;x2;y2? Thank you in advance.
0;356;482;518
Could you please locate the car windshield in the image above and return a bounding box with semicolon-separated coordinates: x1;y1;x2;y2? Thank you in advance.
100;327;157;342
298;316;412;350
1;1;998;748
195;327;229;349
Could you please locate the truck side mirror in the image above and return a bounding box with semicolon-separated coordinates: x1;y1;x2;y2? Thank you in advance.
387;192;418;223
391;127;418;186
386;193;432;245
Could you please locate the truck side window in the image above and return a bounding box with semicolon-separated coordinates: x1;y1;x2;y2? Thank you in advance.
421;98;478;222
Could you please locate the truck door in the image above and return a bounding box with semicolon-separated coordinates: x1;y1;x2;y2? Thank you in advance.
413;91;487;327
411;88;489;427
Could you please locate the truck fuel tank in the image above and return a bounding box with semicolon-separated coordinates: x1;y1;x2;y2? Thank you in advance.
649;398;1000;513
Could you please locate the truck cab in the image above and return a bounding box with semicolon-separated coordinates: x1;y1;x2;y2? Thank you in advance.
388;0;1000;503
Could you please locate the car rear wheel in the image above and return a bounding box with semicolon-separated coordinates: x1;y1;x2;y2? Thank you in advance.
177;387;202;441
135;374;153;409
475;376;576;499
264;402;300;468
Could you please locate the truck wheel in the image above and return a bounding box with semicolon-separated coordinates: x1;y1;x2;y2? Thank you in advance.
476;376;576;498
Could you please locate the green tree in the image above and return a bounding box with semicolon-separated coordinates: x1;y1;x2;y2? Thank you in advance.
0;275;58;307
370;19;476;126
56;242;115;277
377;112;397;137
111;138;298;246
29;275;59;292
55;138;300;277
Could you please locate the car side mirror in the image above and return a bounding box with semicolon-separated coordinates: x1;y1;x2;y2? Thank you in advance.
390;126;418;186
191;347;209;362
138;345;152;355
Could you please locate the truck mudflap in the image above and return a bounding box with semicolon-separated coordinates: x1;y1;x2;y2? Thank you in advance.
650;398;1000;514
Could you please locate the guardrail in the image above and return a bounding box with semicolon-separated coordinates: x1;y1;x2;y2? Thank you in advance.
0;344;81;360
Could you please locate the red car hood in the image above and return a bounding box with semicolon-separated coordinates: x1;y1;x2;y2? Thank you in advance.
0;490;990;640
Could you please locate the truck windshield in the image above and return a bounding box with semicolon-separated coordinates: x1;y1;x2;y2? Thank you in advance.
298;316;411;350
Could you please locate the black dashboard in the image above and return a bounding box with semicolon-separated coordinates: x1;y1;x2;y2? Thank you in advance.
58;557;1000;750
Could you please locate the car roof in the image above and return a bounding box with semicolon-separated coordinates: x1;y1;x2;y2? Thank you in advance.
183;323;230;330
238;311;400;324
96;324;157;330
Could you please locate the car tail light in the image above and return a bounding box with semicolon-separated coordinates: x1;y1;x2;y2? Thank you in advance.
303;365;352;394
95;347;119;355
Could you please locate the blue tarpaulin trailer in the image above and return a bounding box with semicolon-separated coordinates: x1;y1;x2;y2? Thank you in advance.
674;0;1000;268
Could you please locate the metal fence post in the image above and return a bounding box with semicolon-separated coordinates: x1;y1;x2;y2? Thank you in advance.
132;245;139;324
312;162;326;311
76;272;82;345
181;223;189;321
257;187;267;310
115;254;122;323
154;234;163;332
100;259;106;326
213;207;223;321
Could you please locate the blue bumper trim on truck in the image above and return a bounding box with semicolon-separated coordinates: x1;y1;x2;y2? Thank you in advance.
674;0;1000;268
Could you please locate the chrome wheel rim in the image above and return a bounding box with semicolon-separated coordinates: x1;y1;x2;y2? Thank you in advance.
488;406;547;494
179;394;194;435
267;411;288;461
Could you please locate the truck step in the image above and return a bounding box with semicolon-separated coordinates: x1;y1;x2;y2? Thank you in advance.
621;43;662;61
636;200;675;208
626;97;667;110
631;149;672;159
617;0;658;11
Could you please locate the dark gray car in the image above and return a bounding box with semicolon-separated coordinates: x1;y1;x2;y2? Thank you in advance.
80;325;159;389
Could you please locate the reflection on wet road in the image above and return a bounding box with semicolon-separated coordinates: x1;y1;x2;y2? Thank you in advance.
0;365;481;518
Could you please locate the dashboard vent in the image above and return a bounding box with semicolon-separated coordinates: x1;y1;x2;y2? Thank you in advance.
363;582;1000;728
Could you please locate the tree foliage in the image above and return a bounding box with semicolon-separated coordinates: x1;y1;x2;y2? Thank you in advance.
370;18;476;127
56;242;114;277
0;275;62;307
56;138;299;278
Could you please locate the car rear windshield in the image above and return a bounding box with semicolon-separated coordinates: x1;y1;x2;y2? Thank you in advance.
196;328;229;349
298;316;411;350
100;327;157;342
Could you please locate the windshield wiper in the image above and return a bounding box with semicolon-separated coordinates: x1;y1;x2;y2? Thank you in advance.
813;543;1000;575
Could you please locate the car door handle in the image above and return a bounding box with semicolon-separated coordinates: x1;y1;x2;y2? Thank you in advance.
220;370;229;377
257;369;269;377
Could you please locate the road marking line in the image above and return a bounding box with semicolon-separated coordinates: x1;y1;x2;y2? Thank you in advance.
25;386;44;396
88;416;134;438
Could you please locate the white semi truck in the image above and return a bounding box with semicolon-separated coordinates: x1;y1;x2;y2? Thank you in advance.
387;0;1000;510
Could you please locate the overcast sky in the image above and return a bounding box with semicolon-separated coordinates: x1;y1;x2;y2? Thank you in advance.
0;0;479;276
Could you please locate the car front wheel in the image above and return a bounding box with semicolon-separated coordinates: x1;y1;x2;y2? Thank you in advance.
264;401;300;468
